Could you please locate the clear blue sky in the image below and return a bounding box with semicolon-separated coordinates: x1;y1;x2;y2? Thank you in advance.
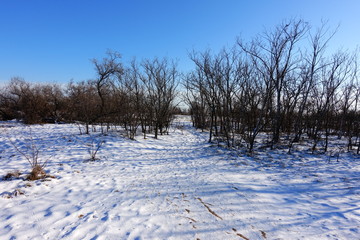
1;0;359;84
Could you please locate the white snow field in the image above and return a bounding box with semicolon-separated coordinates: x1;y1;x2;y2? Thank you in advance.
0;116;359;240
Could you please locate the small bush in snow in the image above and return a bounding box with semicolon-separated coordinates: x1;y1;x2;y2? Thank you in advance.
26;165;47;181
86;138;105;161
9;128;52;181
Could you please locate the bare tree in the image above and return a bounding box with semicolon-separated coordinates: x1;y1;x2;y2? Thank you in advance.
67;81;99;134
141;58;179;139
183;71;209;130
119;60;145;139
306;52;350;153
92;50;123;118
235;59;272;152
287;22;337;152
189;50;222;143
239;19;308;147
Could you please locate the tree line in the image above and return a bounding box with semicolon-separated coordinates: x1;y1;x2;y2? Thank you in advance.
184;20;360;153
1;19;360;153
0;53;180;139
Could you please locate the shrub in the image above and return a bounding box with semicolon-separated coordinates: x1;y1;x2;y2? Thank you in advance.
87;137;105;161
26;165;47;181
9;128;52;180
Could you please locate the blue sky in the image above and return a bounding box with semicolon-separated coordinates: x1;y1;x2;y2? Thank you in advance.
1;0;359;84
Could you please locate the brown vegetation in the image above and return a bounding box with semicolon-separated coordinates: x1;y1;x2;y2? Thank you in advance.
0;52;179;140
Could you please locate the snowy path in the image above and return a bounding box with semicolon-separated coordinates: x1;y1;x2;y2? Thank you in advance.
1;116;360;239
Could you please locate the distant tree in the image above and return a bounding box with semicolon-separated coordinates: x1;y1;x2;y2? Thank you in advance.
183;71;209;130
141;58;179;138
67;81;99;134
91;50;124;126
0;77;25;120
119;60;145;139
189;50;221;143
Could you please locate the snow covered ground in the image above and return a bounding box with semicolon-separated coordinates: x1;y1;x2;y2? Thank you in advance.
0;116;359;240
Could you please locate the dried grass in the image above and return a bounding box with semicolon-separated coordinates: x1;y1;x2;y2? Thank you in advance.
3;170;21;180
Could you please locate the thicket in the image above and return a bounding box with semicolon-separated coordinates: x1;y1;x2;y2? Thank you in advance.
0;52;180;139
184;20;360;153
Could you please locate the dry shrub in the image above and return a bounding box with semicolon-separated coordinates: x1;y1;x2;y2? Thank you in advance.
26;165;47;181
8;127;55;181
87;138;105;161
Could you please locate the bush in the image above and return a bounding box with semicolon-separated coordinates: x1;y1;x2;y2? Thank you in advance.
87;137;105;161
9;128;52;180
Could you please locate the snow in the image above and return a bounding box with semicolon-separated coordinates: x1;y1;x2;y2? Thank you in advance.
0;116;359;240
